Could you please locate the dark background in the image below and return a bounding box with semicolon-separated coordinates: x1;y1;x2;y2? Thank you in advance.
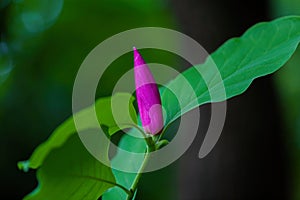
0;0;299;199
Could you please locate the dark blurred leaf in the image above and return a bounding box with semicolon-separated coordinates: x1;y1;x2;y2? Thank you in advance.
0;42;13;85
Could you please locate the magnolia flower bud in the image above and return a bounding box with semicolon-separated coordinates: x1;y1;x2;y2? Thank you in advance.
133;47;163;135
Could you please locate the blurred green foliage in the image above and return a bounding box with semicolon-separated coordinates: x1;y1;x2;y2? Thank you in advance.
271;0;300;199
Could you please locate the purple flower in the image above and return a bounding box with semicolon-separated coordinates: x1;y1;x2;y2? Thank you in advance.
133;47;163;135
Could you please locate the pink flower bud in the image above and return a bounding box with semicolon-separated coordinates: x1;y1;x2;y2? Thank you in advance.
133;47;163;135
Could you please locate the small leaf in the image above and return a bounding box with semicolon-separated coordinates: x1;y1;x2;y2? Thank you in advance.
155;139;169;150
97;93;137;135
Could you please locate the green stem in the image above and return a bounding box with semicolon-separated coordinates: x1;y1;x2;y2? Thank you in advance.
126;137;155;200
116;123;156;199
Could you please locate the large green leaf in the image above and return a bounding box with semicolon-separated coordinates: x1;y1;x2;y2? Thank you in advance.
18;93;136;199
162;15;300;125
104;16;300;199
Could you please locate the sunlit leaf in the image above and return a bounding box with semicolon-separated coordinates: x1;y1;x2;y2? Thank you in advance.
161;16;300;125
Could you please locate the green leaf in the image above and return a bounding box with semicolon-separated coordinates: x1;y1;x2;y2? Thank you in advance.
102;132;146;200
18;93;136;199
18;93;137;170
98;93;137;136
22;134;115;200
162;16;300;125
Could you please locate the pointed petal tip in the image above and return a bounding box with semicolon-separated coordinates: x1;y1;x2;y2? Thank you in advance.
133;46;145;67
133;46;139;58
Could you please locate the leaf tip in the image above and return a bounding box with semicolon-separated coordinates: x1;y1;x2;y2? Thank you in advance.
18;160;30;172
